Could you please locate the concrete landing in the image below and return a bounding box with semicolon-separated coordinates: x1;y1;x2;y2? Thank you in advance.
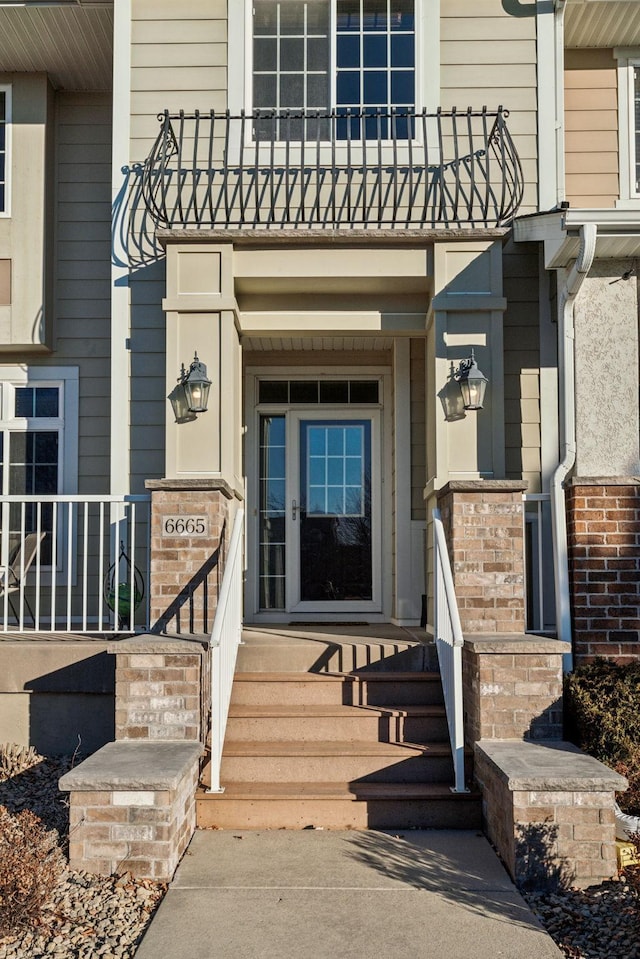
135;830;562;959
238;624;437;672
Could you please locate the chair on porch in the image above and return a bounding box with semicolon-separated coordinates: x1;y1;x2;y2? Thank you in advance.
0;531;45;627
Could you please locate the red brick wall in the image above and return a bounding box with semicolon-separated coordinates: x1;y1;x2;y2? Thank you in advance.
566;479;640;664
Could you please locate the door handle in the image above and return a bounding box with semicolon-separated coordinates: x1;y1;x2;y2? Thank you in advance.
292;500;297;520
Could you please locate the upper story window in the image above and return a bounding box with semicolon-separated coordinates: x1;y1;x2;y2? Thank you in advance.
0;86;10;215
252;0;416;139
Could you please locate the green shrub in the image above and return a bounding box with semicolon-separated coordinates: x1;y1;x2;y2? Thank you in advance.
564;658;640;815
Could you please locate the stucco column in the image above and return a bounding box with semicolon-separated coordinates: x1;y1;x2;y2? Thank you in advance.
573;261;640;477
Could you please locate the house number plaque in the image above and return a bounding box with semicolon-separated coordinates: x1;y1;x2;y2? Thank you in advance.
162;515;208;538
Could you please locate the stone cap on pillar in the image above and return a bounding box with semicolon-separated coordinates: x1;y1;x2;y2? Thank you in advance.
106;633;209;656
145;477;242;499
437;480;528;500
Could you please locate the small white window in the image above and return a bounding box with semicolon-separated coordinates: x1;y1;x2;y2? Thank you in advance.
0;367;78;568
0;86;10;216
615;50;640;205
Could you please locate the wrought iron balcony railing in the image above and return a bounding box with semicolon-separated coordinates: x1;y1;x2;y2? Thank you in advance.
141;107;523;231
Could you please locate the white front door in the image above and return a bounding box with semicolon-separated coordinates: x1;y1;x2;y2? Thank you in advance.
247;388;384;620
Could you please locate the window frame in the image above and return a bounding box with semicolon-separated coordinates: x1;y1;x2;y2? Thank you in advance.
615;48;640;207
0;84;11;218
229;0;440;143
0;366;78;576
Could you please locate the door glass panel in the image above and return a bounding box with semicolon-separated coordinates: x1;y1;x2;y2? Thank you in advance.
259;416;286;609
300;419;372;602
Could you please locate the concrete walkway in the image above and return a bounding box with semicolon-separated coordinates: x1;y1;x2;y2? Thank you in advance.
135;830;562;959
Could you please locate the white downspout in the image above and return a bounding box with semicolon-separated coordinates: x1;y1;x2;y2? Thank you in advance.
551;223;597;671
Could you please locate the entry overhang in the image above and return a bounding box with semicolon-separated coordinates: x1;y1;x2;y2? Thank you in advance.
514;208;640;267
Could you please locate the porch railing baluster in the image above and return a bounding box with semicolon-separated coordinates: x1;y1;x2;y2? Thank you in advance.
82;501;89;631
0;494;151;634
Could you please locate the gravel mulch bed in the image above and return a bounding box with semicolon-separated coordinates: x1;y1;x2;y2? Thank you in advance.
2;745;639;958
0;746;167;959
524;879;640;959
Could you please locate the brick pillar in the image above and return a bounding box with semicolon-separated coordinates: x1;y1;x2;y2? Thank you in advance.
146;479;234;634
108;637;209;743
566;477;640;664
462;636;567;746
436;480;527;633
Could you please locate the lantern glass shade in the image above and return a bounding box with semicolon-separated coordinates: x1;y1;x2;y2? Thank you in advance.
183;355;211;413
458;355;488;410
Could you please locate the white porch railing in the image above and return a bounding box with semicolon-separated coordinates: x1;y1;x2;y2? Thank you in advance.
0;495;151;633
433;507;467;794
523;492;555;633
208;508;245;794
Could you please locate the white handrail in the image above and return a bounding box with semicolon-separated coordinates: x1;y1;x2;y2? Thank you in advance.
433;507;467;794
208;508;245;794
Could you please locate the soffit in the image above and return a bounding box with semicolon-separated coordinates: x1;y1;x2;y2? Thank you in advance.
514;210;640;267
565;1;640;49
242;337;394;352
0;4;113;91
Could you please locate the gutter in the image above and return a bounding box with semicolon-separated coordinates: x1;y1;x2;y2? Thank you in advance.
551;222;597;672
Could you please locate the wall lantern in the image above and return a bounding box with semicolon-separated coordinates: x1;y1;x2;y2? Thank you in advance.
455;349;488;411
171;352;212;422
181;353;211;413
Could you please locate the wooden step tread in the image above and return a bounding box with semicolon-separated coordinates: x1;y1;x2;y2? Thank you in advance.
221;740;451;758
234;671;440;682
198;781;478;802
228;704;446;718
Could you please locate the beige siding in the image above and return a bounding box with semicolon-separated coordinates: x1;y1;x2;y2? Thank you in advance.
129;262;166;492
565;48;619;208
502;240;541;491
0;92;111;489
410;338;426;521
1;93;113;493
440;0;538;214
130;0;227;160
128;0;229;489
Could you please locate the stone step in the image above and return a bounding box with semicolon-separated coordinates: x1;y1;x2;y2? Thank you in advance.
224;704;449;744
216;740;455;784
238;627;435;673
196;781;481;830
229;672;444;707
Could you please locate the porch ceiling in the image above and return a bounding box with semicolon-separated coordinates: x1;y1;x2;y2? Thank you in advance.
242;335;394;352
0;2;113;91
565;1;640;48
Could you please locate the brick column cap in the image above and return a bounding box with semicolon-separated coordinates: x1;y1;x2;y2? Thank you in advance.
475;740;628;793
567;475;640;487
437;480;528;498
146;477;241;499
463;634;570;655
106;634;208;656
59;741;203;793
